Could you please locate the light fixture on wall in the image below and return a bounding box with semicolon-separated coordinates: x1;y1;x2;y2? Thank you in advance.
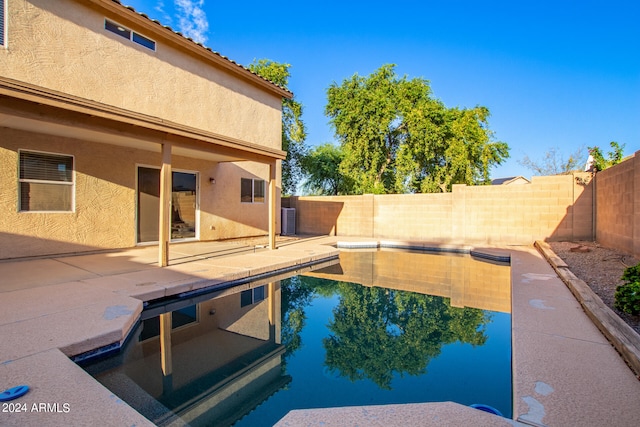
209;177;216;184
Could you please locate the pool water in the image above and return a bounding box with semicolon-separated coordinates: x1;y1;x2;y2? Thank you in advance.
82;250;512;426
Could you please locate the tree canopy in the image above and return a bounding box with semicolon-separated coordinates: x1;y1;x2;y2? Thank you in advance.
325;64;509;194
300;143;355;195
249;59;307;195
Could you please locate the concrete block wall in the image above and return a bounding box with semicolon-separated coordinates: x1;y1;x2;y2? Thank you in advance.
286;195;374;237
285;172;594;246
374;193;454;241
595;151;639;258
459;174;592;244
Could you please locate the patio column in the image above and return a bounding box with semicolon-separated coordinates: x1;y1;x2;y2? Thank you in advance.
159;141;172;267
268;161;277;250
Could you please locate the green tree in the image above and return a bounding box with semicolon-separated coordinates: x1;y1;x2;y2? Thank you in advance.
325;64;508;194
518;146;587;176
588;141;625;171
249;59;307;195
300;143;354;195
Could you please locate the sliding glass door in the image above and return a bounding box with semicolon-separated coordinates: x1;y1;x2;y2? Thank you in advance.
137;167;198;243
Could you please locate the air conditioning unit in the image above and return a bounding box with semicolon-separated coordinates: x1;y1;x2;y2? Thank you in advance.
281;208;296;235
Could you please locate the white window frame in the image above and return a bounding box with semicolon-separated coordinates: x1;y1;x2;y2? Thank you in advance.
240;178;265;204
104;18;156;51
18;149;75;213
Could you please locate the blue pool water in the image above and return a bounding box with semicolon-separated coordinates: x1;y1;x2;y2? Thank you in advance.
82;250;512;425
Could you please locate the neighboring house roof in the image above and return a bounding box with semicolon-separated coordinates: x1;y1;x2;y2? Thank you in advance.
94;0;292;99
491;176;531;185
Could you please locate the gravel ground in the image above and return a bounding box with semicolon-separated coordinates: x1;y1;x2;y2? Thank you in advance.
549;241;640;335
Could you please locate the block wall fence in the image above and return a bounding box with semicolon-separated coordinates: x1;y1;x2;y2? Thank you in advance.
283;151;640;258
595;150;640;258
284;173;595;246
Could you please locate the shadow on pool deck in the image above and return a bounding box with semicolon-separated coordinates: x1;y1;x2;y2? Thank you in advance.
0;236;639;426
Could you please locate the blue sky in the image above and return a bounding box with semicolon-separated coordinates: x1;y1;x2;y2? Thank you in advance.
123;0;639;180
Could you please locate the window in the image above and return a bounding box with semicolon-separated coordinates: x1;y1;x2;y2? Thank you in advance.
132;32;155;50
139;305;198;341
241;286;266;308
104;19;130;40
172;305;198;329
1;0;5;46
104;19;156;51
241;178;265;203
19;151;74;212
254;179;265;203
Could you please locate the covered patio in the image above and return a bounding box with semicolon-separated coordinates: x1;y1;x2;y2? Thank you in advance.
0;77;289;264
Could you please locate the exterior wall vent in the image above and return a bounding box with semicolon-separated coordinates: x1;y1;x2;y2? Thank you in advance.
281;208;296;235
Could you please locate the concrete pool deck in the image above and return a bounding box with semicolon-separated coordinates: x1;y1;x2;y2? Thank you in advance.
1;236;639;426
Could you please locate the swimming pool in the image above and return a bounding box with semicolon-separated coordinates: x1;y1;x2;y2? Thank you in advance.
82;249;511;425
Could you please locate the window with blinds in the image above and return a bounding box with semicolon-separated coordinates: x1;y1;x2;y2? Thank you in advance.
1;0;5;46
19;151;74;212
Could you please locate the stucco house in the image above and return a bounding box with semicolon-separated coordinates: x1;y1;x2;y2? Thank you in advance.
0;0;292;264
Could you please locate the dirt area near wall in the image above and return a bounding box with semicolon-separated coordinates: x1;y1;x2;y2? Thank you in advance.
549;241;640;335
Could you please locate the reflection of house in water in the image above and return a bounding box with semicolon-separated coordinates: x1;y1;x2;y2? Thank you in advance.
307;250;511;313
89;281;288;427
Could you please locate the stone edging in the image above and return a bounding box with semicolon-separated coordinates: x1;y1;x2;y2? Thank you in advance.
535;240;640;377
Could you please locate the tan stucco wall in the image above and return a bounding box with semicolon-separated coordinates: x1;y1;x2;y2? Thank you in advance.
2;0;282;149
595;151;640;258
284;173;594;245
0;128;279;259
212;161;281;240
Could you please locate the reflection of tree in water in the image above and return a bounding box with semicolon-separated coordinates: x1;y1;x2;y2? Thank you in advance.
280;276;339;362
323;282;490;390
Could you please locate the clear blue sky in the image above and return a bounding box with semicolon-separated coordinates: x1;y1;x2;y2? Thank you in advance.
123;0;639;180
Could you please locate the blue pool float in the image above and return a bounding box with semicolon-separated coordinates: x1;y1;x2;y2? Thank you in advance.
0;385;30;402
470;403;503;417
